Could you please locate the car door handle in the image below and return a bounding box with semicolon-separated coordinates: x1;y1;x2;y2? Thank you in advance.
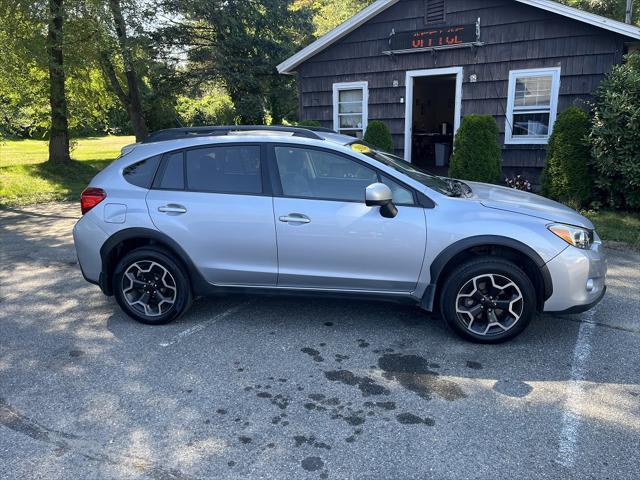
158;204;187;214
279;213;311;224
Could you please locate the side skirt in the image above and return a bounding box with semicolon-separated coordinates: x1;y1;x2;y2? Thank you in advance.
192;283;421;307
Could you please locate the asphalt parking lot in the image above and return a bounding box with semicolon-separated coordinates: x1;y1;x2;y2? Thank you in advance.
1;202;639;480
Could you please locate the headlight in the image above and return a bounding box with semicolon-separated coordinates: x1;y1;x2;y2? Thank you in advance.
547;223;593;249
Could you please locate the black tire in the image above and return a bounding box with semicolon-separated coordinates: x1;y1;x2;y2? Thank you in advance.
113;247;192;325
439;258;536;344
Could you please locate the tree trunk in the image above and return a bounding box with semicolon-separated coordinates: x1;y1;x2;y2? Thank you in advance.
47;0;71;164
108;0;148;141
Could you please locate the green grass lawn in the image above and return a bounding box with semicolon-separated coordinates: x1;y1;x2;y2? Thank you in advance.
584;210;640;250
0;136;134;206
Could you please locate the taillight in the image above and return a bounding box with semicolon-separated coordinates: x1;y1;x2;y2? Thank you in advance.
80;187;106;214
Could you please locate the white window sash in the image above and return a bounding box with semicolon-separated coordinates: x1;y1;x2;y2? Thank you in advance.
333;81;368;134
505;67;561;145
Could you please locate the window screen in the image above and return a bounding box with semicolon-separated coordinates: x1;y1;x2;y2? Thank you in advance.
186;145;262;194
158;152;184;190
123;155;161;189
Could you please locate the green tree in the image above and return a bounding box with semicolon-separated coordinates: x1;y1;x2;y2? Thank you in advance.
175;83;236;126
8;0;76;162
47;0;71;163
590;53;640;210
448;115;502;183
162;0;314;124
363;120;394;153
294;0;374;36
562;1;639;26
0;0;127;139
0;1;49;137
78;0;178;139
542;107;592;208
101;0;149;141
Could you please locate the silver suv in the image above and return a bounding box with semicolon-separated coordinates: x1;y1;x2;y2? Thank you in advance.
73;126;607;343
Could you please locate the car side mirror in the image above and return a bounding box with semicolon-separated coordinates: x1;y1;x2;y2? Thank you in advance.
365;183;398;219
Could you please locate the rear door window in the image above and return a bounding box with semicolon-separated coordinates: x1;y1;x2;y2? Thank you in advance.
186;145;262;194
158;151;185;190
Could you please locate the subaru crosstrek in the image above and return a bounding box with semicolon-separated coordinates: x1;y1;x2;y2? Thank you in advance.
73;126;607;343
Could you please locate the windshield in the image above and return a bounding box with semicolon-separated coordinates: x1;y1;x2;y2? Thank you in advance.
352;142;461;196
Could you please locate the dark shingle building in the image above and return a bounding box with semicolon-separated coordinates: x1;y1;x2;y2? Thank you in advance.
278;0;640;179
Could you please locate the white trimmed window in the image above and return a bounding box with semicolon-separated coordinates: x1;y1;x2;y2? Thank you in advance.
505;67;561;145
333;81;368;138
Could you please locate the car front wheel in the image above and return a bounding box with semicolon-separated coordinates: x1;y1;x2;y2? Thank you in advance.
113;247;192;325
439;258;536;343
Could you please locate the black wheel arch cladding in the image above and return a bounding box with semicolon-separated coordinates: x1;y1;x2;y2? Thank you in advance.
100;227;208;296
424;235;553;312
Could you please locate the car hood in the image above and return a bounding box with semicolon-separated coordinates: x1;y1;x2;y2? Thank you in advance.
465;181;594;229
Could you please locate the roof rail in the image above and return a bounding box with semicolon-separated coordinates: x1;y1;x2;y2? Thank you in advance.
143;125;332;143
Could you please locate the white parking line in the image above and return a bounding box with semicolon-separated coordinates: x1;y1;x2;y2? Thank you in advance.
556;308;596;468
159;302;250;348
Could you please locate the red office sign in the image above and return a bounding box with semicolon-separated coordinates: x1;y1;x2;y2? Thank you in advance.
388;24;479;52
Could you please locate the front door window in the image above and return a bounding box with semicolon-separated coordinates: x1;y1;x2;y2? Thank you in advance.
275;146;377;202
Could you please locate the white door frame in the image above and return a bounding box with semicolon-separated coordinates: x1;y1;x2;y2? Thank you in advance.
403;67;463;163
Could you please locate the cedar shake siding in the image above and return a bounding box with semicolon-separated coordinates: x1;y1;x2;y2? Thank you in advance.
294;0;628;174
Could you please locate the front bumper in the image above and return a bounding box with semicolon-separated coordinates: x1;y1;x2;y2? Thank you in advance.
543;242;607;313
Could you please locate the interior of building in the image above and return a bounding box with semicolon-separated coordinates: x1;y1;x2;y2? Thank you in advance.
410;74;456;174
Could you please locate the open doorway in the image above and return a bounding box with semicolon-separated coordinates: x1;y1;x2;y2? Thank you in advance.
404;67;462;175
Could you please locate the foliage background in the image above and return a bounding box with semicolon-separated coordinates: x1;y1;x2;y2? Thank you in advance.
541;106;592;208
2;0;635;140
589;53;640;211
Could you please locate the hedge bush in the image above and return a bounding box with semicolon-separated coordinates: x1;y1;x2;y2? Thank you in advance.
448;115;501;183
541;107;592;208
363;120;394;153
589;52;640;210
298;120;321;127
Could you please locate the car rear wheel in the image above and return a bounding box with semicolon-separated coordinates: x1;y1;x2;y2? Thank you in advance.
113;247;192;325
439;258;536;343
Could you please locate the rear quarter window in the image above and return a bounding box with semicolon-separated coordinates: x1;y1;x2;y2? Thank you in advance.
123;155;161;189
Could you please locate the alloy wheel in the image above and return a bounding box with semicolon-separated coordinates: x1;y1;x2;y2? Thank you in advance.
455;273;524;336
121;260;177;317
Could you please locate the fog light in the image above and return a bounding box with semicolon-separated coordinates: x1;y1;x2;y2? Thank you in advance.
586;278;595;292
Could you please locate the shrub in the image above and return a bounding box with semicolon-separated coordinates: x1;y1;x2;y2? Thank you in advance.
589;52;640;210
448;115;501;183
505;174;532;192
541;106;592;207
298;120;321;127
363;120;394;153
